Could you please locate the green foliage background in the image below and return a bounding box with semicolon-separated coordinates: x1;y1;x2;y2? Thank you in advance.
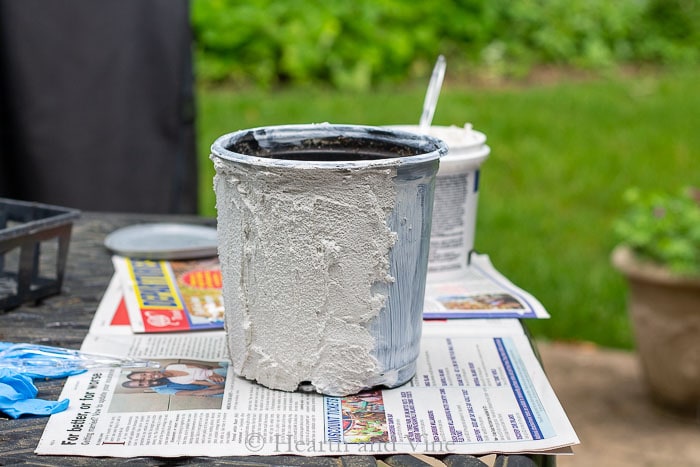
614;187;700;275
192;0;700;90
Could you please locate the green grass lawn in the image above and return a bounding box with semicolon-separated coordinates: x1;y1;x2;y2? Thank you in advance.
195;68;699;349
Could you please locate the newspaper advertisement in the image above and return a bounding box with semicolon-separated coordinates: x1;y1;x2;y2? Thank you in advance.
423;254;550;319
112;253;547;334
113;256;224;333
36;278;577;458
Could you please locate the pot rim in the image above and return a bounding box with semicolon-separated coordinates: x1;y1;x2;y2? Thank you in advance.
611;245;700;288
210;123;448;170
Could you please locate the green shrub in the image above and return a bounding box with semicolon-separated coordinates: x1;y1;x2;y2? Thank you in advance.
191;0;700;89
614;187;700;276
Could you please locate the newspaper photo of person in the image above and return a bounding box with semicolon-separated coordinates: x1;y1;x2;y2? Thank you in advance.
113;360;228;412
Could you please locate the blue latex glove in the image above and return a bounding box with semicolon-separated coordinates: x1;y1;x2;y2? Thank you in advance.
0;342;157;379
0;368;69;419
0;342;85;419
0;341;158;418
0;342;89;379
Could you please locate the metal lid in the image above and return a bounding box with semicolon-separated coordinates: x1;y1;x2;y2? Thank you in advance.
104;223;218;260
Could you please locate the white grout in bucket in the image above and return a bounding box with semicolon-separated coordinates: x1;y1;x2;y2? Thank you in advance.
388;124;490;283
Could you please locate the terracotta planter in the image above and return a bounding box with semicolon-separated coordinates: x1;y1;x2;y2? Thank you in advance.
612;246;700;413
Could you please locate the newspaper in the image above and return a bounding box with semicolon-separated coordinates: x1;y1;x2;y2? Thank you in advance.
423;254;550;319
113;256;224;333
113;253;547;335
36;276;577;457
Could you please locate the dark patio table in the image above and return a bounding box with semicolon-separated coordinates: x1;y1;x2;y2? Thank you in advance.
0;212;555;466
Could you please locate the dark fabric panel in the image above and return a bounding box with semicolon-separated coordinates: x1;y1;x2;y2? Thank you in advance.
0;0;198;213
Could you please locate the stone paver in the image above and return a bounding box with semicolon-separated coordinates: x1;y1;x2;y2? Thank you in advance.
537;341;700;467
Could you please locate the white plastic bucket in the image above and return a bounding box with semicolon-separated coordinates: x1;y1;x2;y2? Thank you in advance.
388;124;490;283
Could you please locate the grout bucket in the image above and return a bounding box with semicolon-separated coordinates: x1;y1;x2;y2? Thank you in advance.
388;124;490;283
210;123;447;396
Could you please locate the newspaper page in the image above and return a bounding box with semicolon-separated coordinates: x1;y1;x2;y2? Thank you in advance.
36;283;578;458
87;275;134;336
423;254;550;319
112;253;547;331
112;256;224;333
